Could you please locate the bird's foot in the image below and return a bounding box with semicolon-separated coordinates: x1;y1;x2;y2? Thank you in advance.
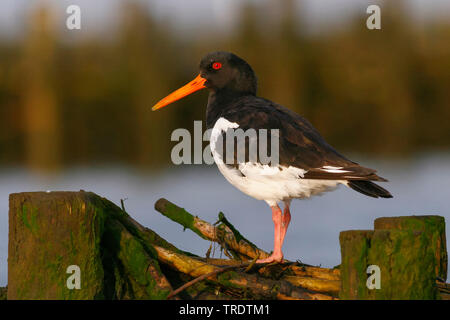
256;253;284;264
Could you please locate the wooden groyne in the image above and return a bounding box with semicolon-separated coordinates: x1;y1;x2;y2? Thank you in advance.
3;191;449;300
340;215;447;299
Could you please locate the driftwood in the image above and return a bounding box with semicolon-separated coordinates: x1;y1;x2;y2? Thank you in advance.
154;198;270;260
7;192;342;300
152;198;346;298
117;200;450;300
6;192;448;300
153;244;335;300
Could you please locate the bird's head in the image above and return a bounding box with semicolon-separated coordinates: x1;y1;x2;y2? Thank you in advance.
152;51;257;111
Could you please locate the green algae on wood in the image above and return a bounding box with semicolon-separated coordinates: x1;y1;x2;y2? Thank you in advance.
8;192;105;299
368;229;438;299
154;198;207;240
105;197;186;256
340;215;446;300
8;191;172;300
339;230;374;299
101;219;171;299
374;215;447;280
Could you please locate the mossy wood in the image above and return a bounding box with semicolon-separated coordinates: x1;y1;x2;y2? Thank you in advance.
7;192;448;300
7;192;340;300
154;198;270;260
374;216;447;280
340;215;447;300
8;192;172;299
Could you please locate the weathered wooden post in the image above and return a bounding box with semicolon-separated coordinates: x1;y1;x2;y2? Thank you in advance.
7;192;172;299
374;216;447;280
340;215;447;300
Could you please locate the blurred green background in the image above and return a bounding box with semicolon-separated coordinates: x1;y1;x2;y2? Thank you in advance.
1;0;449;173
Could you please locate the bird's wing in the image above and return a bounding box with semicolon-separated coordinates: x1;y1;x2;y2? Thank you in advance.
217;96;387;182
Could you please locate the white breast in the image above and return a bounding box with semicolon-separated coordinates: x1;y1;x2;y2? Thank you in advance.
210;117;344;206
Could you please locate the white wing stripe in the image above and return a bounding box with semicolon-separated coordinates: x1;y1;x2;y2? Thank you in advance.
319;166;351;173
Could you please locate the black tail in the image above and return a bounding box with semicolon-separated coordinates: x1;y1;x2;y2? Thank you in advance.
347;180;393;198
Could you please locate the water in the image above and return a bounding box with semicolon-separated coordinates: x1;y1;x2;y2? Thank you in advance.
1;153;449;286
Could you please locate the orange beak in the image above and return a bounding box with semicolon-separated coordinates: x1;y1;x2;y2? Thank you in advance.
152;74;207;111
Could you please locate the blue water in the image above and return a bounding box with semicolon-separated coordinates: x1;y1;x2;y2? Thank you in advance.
1;153;449;287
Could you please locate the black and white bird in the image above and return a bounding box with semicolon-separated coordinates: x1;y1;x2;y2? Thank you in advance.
152;51;392;263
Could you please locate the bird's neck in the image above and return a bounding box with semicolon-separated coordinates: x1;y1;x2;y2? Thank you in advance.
205;88;251;128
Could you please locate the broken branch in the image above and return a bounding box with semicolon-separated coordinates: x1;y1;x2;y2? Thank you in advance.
154;198;270;260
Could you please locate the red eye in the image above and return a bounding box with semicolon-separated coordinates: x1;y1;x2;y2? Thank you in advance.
212;62;222;70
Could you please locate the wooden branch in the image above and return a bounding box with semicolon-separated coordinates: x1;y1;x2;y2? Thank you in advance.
257;263;341;283
282;276;340;295
106;198;197;257
154;198;213;240
167;254;258;300
154;198;270;260
167;262;253;299
200;258;244;266
153;245;220;277
117;209;338;299
152;244;336;300
115;198;343;299
288;265;341;281
215;211;265;260
437;280;450;300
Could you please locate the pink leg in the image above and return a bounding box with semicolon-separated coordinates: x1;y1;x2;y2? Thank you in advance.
256;205;284;263
281;201;291;245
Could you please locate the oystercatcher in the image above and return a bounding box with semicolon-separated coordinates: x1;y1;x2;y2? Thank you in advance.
152;51;392;263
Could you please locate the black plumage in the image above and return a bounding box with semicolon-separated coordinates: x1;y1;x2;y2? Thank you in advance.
201;52;392;197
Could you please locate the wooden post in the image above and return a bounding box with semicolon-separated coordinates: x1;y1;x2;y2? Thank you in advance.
340;216;447;300
8;192;172;299
339;230;374;299
374;216;447;280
